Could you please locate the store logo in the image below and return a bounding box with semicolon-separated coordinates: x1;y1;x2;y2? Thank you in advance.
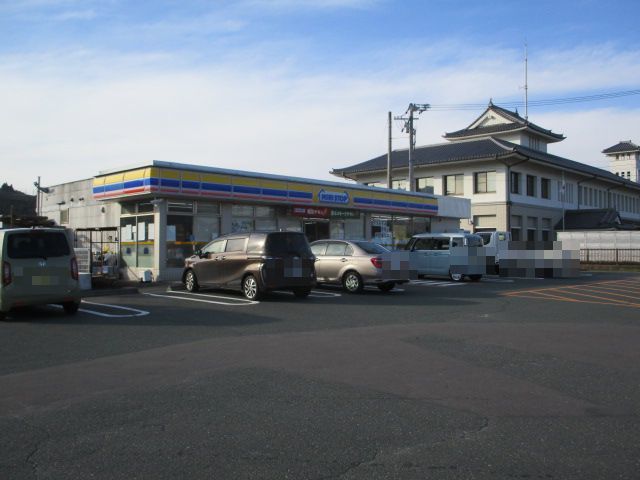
318;189;349;204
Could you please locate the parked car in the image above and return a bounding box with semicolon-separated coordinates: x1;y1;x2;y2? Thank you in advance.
0;227;81;320
405;232;485;282
310;240;410;293
477;231;511;274
183;231;316;300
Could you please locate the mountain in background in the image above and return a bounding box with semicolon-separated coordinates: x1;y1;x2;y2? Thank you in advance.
0;183;36;216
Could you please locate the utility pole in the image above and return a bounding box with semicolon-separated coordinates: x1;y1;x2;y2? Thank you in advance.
387;111;392;188
33;177;50;218
395;103;430;192
524;42;529;121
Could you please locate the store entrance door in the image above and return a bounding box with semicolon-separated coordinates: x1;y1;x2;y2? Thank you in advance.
304;220;330;243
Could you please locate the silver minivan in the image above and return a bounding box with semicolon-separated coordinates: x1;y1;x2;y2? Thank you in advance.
1;228;81;320
405;232;485;282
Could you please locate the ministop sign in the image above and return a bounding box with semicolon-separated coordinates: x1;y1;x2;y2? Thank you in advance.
318;189;349;204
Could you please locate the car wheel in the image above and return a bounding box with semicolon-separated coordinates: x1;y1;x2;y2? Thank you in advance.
377;282;395;292
293;287;311;298
449;270;464;282
185;270;199;292
63;301;80;315
469;275;482;282
242;275;262;301
342;271;363;293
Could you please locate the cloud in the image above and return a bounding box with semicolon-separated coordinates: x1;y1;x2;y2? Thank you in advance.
1;42;639;194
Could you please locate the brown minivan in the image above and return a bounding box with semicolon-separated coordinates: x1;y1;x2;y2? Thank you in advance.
182;231;316;300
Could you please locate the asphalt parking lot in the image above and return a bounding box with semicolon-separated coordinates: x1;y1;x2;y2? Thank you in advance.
1;272;639;479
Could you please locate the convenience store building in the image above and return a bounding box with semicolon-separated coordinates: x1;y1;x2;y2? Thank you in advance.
42;161;470;281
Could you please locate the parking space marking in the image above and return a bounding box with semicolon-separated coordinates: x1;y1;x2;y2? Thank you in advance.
481;278;515;283
409;280;466;287
143;291;259;306
50;301;150;318
307;290;342;298
502;280;640;309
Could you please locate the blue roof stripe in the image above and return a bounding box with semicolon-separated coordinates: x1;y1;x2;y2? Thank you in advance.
202;182;232;192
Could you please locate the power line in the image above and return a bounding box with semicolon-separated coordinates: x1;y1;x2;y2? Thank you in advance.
427;88;640;111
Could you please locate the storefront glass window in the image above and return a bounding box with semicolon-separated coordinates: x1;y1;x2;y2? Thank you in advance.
392;216;411;249
330;221;345;239
120;217;137;267
277;217;302;232
232;205;253;217
136;215;154;268
371;215;393;249
196;202;220;215
166;215;195;268
255;218;277;231
168;201;194;213
232;218;254;233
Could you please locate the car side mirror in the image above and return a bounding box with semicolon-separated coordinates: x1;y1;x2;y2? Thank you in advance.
195;249;203;258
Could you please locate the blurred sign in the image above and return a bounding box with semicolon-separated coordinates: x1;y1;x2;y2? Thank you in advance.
330;209;360;219
290;207;330;218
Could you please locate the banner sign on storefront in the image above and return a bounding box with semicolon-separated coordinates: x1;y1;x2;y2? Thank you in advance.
330;209;360;219
290;206;330;218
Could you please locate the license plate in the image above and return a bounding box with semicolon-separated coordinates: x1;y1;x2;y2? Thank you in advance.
285;258;302;278
32;276;60;286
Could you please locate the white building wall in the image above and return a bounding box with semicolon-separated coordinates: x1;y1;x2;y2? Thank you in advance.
41;178;120;228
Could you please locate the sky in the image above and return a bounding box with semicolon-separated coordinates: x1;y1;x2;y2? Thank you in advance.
1;0;640;193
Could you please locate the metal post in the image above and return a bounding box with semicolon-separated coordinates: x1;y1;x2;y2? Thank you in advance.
387;111;392;188
408;108;414;192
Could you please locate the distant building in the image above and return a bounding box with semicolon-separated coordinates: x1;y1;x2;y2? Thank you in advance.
603;141;640;183
331;102;640;239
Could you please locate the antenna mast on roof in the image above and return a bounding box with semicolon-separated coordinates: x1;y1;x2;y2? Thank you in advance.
524;41;529;121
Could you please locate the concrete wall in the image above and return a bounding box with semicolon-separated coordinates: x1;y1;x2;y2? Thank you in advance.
41;178;120;229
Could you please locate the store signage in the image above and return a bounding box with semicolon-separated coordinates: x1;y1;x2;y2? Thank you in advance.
290;206;330;218
318;189;349;204
330;209;360;219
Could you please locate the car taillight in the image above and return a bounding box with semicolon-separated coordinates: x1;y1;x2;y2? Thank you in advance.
2;261;11;286
70;257;79;280
370;257;383;269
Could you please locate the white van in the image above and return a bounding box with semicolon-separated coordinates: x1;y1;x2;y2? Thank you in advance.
1;228;81;320
405;232;486;282
477;231;511;273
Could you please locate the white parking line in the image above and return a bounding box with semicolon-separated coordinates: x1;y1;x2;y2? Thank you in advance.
410;280;466;287
143;291;258;306
50;301;150;318
308;290;342;298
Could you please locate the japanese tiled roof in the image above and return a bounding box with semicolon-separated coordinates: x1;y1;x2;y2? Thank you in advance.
444;104;565;141
331;137;640;191
602;141;640;154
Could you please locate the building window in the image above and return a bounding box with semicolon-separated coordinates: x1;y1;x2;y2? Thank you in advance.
391;179;409;191
527;216;537;241
526;175;537;197
60;208;69;224
416;177;434;193
510;215;522;241
541;178;550;199
444;174;464;195
474;171;496;193
510;172;521;194
364;181;385;188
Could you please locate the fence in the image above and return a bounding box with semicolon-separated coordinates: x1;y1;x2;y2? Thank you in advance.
580;249;640;264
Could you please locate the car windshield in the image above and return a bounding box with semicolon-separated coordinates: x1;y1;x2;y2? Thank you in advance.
265;233;312;256
7;231;71;259
354;241;390;254
478;233;492;245
467;235;484;247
